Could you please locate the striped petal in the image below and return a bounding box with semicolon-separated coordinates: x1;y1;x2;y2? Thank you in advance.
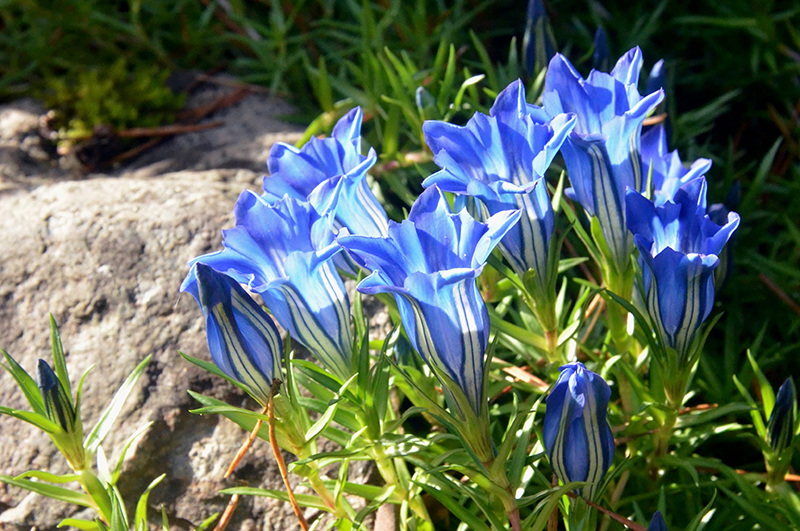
767;377;796;454
626;183;740;361
182;193;354;380
185;263;282;406
544;362;615;500
339;186;519;418
264;106;388;239
422;79;574;279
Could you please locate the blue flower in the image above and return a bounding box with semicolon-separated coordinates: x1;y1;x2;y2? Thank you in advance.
641;123;711;207
767;377;796;454
339;186;520;417
542;47;664;273
707;202;735;289
182;263;282;405
35;359;86;470
645;60;667;102
37;360;78;436
592;27;610;72
543;362;615;500
522;0;557;76
648;511;667;531
181;192;354;380
423;79;576;285
264;107;389;239
626;179;740;362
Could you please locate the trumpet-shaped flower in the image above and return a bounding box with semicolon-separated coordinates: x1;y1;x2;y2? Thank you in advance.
641;123;711;207
542;47;664;273
181;192;354;380
264;107;389;238
767;377;796;454
626;179;740;363
182;263;282;405
339;186;521;417
423;79;576;286
543;362;615;500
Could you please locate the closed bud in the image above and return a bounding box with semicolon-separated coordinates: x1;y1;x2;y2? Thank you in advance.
36;359;77;434
184;263;283;406
36;359;86;470
543;362;615;500
767;377;796;454
648;511;667;531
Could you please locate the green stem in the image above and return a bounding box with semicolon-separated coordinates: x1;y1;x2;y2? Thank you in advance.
305;467;350;519
78;469;112;524
370;442;431;523
604;266;634;356
655;393;682;458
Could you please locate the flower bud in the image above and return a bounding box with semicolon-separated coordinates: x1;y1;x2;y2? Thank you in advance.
767;377;796;454
184;263;283;406
543;362;615;500
36;359;86;470
37;359;77;434
648;511;667;531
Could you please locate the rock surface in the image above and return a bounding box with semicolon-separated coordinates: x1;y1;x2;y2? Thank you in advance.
0;82;358;530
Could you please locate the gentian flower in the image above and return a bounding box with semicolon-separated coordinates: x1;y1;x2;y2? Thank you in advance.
182;263;282;406
522;0;557;76
181;192;354;381
645;60;666;97
767;377;796;455
423;79;576;287
707;202;735;289
542;47;664;273
626;179;740;365
339;186;521;418
264;106;389;238
37;360;78;435
648;511;667;531
543;362;615;500
640;123;711;207
592;27;610;72
36;360;86;470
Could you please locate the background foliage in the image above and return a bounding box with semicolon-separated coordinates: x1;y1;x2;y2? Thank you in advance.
2;0;799;528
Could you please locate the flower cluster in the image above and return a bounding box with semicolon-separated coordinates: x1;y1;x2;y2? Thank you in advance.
179;45;740;522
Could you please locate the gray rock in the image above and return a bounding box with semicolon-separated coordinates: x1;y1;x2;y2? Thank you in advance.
0;85;361;530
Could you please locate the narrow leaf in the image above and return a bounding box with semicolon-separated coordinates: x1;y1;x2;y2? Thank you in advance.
85;355;151;454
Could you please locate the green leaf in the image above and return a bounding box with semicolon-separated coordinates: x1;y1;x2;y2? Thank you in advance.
135;474;166;531
741;137;782;213
221;487;332;512
85;355;151;455
0;405;62;434
305;398;340;442
14;470;80;484
684;490;716;531
747;349;775;418
58;518;102;530
194;513;220;531
179;351;250;395
1;349;46;416
50;314;73;400
732;374;766;438
112;422;154;484
416;477;491;531
0;474;95;508
436;44;456;113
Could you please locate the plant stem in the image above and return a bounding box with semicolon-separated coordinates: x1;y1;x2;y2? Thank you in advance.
370;441;432;523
